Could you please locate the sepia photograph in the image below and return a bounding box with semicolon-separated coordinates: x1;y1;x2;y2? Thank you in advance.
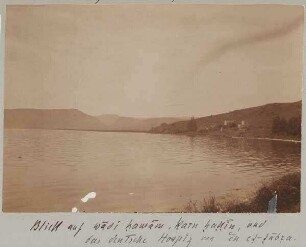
3;4;303;213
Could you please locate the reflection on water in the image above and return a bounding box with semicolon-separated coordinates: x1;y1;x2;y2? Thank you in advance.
3;129;301;212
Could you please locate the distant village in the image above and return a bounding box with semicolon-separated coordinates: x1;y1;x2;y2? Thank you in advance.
198;119;248;133
185;115;250;132
151;114;301;140
151;116;250;136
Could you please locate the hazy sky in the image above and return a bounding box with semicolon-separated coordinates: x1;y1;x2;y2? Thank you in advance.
5;5;304;117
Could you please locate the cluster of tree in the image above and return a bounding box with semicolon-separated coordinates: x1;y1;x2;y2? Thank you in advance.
272;115;301;137
227;122;237;128
187;117;197;132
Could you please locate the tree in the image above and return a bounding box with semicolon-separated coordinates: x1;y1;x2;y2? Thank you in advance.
272;116;281;134
287;117;301;137
272;115;301;137
272;116;287;135
187;117;197;132
279;117;288;134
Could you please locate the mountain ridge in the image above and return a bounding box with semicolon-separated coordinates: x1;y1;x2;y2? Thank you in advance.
4;109;185;132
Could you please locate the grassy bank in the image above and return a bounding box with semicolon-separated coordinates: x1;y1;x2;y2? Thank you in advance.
184;171;301;213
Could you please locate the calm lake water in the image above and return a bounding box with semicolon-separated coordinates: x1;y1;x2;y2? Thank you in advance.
3;129;301;212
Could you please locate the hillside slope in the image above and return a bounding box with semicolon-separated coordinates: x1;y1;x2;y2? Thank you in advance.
4;109;106;131
97;114;186;131
151;101;302;138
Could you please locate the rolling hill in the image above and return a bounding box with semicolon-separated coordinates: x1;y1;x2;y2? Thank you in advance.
97;114;187;131
151;101;302;138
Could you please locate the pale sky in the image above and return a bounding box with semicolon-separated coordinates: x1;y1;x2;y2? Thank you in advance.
5;5;304;117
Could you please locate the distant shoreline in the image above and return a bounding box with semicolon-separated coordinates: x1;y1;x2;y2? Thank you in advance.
150;131;302;143
231;136;301;143
5;127;301;143
4;127;147;134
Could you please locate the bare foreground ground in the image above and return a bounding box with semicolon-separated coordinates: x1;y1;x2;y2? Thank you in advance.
182;171;300;213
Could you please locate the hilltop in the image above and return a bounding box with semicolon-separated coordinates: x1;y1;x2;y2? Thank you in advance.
151;101;302;140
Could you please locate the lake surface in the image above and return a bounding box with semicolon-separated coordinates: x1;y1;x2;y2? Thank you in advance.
3;129;301;212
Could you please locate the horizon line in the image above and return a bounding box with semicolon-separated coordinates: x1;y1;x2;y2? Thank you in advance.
4;100;302;119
